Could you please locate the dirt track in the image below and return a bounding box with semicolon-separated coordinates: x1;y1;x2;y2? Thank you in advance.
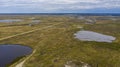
0;22;62;41
2;22;63;67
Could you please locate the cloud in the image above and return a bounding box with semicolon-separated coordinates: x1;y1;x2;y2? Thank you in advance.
0;0;120;13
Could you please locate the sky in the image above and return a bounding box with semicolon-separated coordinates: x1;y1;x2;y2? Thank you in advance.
0;0;120;13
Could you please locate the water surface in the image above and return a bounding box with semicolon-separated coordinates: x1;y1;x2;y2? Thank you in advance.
0;44;32;67
74;31;116;43
0;19;22;23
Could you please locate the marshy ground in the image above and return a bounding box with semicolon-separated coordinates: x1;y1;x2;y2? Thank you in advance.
0;15;120;67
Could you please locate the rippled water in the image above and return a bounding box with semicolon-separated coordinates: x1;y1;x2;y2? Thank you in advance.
74;31;116;43
0;45;32;67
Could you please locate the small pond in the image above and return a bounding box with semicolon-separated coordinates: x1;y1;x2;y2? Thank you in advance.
0;19;22;23
31;20;41;24
0;44;32;67
74;31;116;43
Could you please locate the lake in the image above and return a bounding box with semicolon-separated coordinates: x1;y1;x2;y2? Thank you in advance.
0;19;22;23
0;44;32;67
74;31;116;43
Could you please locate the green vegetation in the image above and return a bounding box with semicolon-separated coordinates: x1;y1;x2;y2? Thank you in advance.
0;15;120;67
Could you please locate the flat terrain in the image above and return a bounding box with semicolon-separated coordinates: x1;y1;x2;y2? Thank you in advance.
0;15;120;67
